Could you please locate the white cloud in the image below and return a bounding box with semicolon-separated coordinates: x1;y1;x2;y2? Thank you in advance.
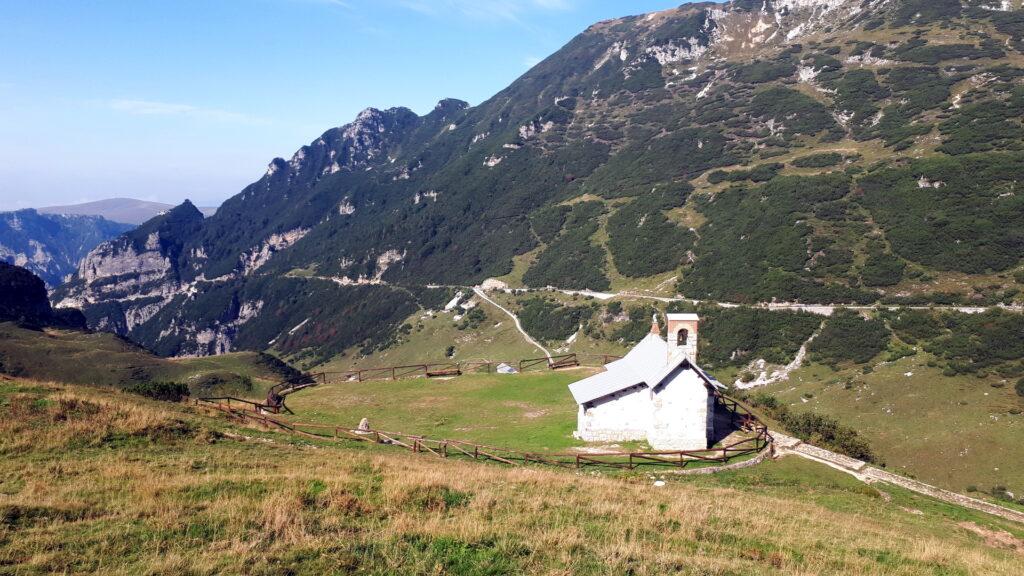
396;0;574;22
523;55;542;68
107;99;268;125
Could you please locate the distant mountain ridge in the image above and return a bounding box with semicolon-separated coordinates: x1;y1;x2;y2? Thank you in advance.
39;198;218;225
57;0;1024;359
0;209;132;287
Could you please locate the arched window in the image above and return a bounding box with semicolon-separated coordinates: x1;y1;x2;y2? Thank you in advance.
676;329;688;346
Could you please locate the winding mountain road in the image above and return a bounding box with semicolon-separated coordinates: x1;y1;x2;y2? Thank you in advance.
486;286;1022;317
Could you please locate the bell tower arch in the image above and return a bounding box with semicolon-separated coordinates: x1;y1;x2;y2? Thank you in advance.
666;313;699;362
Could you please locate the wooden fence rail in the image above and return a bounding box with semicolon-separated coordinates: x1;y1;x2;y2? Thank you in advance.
194;393;771;472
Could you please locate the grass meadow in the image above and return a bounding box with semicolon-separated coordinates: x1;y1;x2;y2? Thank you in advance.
1;378;1023;575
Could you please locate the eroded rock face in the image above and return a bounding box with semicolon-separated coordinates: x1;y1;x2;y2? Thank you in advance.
80;233;172;286
240;228;310;276
591;0;891;78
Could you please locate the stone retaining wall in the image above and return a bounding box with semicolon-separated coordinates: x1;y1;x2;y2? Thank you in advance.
772;431;1024;525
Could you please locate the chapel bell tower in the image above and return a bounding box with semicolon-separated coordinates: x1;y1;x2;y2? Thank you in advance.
666;313;699;362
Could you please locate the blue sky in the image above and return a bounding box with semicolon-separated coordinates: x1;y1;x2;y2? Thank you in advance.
0;0;686;209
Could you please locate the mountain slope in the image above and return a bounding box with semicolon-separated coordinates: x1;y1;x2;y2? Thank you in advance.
0;210;132;286
39;197;218;225
59;0;1024;359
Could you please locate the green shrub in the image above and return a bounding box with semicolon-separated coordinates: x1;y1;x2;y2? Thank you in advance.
691;306;821;368
456;307;487;331
679;174;875;304
883;309;945;343
857;154;1024;274
750;87;840;138
892;0;961;26
586;128;736;198
611;304;660;344
861;253;905;287
523;202;610;291
606;192;694;278
828;70;889;133
938;99;1024;155
923;309;1024;374
528;205;571;243
885;342;917;363
792;153;843;168
733;60;796;83
780;410;877;462
745;393;877;462
1016;379;1024;397
809;310;891;366
123;381;190;402
518;299;594;342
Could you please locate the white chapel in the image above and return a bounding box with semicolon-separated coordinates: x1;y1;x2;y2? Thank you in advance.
568;313;725;450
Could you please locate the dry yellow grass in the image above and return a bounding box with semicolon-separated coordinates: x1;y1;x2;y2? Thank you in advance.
1;379;1021;575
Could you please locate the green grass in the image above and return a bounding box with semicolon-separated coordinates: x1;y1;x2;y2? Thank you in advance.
286;370;597;452
313;301;544;373
761;352;1024;497
0;322;289;397
1;378;1022;575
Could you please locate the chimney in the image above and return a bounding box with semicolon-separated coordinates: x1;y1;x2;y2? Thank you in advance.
650;314;660;336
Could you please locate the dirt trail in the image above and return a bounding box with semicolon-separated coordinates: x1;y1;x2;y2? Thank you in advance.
473;287;552;360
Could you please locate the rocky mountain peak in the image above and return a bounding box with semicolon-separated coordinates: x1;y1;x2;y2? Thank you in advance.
169;199;204;220
260;105;432;190
433;98;470;115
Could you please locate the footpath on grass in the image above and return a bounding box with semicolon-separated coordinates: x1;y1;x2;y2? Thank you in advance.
772;432;1024;525
472;286;552;360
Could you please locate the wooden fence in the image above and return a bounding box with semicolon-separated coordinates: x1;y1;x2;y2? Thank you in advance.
194;392;771;472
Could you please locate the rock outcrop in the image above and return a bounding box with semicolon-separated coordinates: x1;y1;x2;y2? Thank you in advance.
0;262;85;328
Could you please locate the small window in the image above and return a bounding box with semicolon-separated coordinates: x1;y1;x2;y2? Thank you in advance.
677;329;688;346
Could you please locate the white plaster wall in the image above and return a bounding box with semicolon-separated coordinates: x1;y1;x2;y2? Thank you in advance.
576;385;649;442
646;368;710;450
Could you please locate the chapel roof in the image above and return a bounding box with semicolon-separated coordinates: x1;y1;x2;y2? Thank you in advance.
568;333;724;405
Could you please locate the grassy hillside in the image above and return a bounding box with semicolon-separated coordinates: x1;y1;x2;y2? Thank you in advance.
749;353;1024;505
0;322;292;397
308;298;545;375
1;378;1022;574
